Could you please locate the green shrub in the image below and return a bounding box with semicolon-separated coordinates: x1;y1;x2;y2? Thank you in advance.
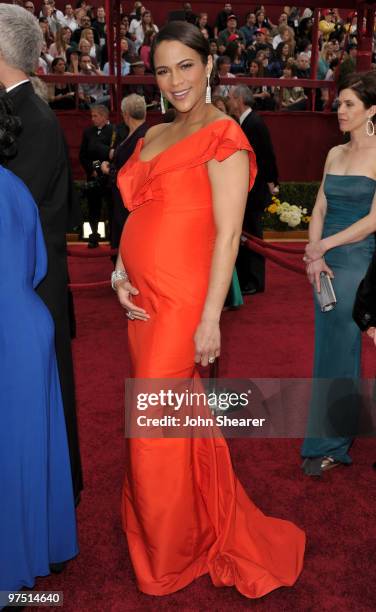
279;182;319;215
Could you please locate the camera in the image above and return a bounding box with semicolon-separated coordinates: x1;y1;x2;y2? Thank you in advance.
92;160;102;173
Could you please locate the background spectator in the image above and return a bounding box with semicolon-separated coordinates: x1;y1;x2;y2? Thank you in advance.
63;3;78;31
23;1;35;14
66;46;81;73
225;39;247;74
196;12;212;39
79;105;115;247
248;59;275;110
48;57;76;109
129;9;158;52
39;16;55;48
78;53;109;108
240;12;257;48
217;14;245;52
296;52;311;78
277;63;307;110
214;55;236;97
92;5;106;45
80;27;101;64
103;39;130;76
125;58;157;105
72;13;100;45
49;26;73;61
214;2;233;39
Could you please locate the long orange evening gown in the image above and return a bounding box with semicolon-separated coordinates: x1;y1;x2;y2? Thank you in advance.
117;118;305;598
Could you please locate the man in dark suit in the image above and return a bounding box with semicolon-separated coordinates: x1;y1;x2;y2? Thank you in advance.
79;105;117;247
229;85;279;294
0;4;83;501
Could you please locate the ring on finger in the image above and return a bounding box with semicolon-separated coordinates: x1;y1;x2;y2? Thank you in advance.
208;357;215;364
126;311;135;320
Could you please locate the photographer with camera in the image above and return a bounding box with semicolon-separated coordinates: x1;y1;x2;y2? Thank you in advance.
79;105;116;248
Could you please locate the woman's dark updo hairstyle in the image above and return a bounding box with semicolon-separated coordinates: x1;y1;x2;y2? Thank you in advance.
0;89;22;162
150;21;219;89
338;71;376;123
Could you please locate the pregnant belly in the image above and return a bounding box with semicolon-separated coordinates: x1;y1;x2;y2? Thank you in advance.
120;202;215;306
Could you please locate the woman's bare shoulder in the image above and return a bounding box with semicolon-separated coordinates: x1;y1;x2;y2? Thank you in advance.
204;110;234;127
327;143;347;158
143;123;169;145
325;143;347;166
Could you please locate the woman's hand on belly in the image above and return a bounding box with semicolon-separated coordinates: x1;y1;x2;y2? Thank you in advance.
115;280;150;321
306;258;334;292
194;319;220;367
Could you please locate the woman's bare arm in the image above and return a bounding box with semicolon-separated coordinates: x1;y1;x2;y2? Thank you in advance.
193;149;249;366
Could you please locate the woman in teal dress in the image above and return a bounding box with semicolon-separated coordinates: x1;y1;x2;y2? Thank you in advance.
302;71;376;476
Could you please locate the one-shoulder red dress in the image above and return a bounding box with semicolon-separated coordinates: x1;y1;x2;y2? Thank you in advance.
117;118;305;598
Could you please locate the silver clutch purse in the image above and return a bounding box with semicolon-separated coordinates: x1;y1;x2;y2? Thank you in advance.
316;272;336;312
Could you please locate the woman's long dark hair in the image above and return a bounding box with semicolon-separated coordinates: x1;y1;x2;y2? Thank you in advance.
0;89;22;162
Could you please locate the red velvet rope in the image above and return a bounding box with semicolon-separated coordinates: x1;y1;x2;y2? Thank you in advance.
242;232;306;254
68;280;111;289
67;236;306;290
243;238;306;275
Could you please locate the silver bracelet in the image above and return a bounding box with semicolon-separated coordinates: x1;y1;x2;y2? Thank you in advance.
111;269;128;291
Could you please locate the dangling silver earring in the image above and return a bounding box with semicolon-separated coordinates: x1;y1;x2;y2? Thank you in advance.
205;73;211;104
160;92;166;115
366;117;375;137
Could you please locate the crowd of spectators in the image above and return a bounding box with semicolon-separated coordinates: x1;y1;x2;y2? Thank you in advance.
21;0;376;111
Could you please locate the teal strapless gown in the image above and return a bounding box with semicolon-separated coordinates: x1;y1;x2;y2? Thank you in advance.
302;175;376;463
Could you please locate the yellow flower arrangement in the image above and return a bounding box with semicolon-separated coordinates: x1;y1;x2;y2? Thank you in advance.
264;196;311;230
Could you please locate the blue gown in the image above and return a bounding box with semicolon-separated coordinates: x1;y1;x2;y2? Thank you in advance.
302;175;376;463
0;166;78;591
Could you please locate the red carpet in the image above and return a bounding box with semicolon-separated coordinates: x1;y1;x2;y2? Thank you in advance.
34;245;375;611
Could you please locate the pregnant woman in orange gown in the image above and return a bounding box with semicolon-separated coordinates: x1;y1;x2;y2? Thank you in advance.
114;21;305;599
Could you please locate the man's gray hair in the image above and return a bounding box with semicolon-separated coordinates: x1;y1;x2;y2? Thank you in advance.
0;4;42;74
121;94;146;120
298;52;310;61
231;85;254;108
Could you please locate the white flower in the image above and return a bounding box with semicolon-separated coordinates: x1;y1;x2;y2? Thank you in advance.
303;208;307;214
290;204;301;213
287;215;301;228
